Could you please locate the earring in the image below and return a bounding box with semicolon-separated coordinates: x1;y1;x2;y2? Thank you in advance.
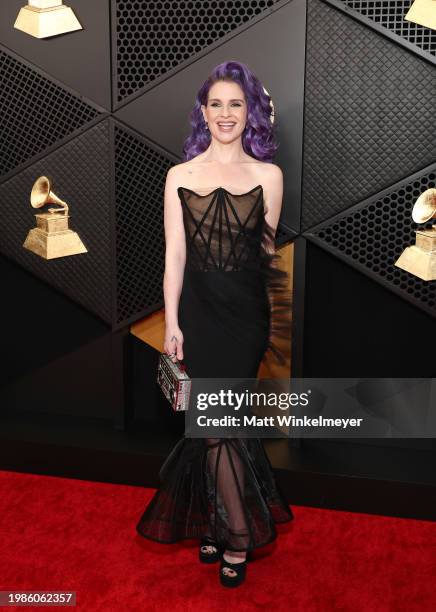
205;121;209;130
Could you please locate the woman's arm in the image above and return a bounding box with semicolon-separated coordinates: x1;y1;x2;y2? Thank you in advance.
163;166;186;362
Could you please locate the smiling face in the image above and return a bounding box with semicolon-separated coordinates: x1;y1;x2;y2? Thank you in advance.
201;79;248;143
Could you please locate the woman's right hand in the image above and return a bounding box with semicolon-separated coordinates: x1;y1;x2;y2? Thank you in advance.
164;325;184;363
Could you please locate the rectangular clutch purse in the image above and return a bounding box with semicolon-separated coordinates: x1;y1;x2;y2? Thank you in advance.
157;352;191;411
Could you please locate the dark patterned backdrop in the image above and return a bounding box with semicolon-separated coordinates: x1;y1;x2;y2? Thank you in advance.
341;0;436;59
307;163;436;316
113;0;284;103
0;0;435;329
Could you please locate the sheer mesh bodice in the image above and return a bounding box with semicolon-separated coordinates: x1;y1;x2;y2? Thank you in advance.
177;185;265;272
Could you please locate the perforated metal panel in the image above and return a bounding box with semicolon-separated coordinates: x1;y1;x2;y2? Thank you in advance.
307;166;436;316
0;120;112;323
341;0;436;58
114;0;283;103
114;123;176;325
302;0;436;231
0;46;103;178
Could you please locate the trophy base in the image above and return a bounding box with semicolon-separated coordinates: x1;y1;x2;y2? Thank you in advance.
394;245;436;281
23;227;87;259
14;5;82;39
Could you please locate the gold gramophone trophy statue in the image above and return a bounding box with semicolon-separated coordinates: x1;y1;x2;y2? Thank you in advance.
23;176;87;259
394;188;436;281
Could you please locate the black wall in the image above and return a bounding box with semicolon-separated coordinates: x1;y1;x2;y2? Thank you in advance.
303;241;436;378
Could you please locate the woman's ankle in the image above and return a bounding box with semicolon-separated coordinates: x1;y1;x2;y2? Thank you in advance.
223;550;247;563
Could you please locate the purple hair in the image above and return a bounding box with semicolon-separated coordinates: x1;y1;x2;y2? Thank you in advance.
182;61;278;163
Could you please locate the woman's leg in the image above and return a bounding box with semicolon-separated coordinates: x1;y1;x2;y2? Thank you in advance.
206;438;250;562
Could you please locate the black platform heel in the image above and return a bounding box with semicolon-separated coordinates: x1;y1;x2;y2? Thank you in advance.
199;537;223;564
220;555;247;588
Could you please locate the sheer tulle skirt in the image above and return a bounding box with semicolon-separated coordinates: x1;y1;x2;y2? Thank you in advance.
136;436;293;551
136;262;293;552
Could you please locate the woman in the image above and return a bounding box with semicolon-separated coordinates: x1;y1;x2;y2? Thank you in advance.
136;61;294;588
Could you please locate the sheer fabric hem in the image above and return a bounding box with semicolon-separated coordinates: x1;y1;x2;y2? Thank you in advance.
135;437;294;553
136;515;293;552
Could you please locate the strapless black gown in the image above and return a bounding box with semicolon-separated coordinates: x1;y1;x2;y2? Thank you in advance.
136;184;294;552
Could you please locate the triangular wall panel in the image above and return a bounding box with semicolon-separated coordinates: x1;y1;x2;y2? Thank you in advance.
0;46;105;180
306;163;436;317
302;0;436;231
0;120;112;323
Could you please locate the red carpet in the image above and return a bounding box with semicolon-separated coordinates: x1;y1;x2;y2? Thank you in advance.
0;470;435;612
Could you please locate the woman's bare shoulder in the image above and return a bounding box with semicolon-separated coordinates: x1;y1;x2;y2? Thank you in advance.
251;160;283;186
166;158;213;190
167;160;195;175
165;162;187;187
167;158;205;176
258;160;282;175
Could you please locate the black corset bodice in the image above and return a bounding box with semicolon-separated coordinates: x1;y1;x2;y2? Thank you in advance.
177;185;265;272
